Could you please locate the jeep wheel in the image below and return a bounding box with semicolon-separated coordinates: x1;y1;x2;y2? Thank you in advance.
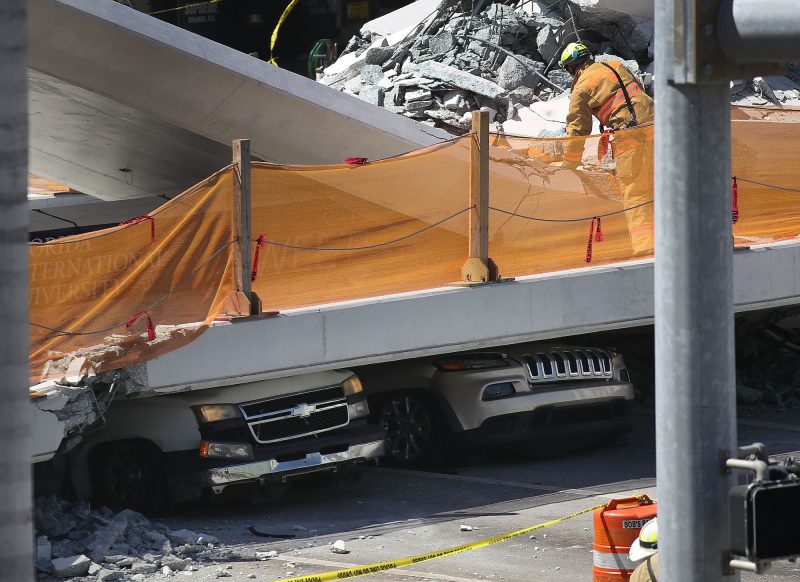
380;394;447;468
92;441;169;514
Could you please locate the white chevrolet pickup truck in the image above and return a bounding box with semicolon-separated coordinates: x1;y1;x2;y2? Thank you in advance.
32;370;384;513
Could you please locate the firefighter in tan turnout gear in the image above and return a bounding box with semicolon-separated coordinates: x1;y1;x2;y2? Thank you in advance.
559;42;655;256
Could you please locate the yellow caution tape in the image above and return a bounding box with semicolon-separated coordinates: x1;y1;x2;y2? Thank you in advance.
274;502;607;582
148;0;223;17
269;0;302;66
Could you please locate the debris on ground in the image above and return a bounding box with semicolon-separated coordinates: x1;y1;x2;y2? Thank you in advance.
329;540;349;554
34;497;261;581
319;0;800;137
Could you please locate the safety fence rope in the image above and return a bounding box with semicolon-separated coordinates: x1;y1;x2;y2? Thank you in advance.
30;165;234;246
29;239;236;340
488;200;652;223
252;207;474;252
735;177;800;193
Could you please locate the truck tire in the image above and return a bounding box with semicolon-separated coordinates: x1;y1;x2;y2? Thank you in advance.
90;440;169;515
378;392;449;468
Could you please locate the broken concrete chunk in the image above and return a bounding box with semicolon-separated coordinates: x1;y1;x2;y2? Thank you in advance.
415;61;505;99
330;540;349;554
130;561;159;574
88;562;102;576
405;99;434;111
507;87;537;107
255;551;278;560
429;30;455;56
496;57;534;90
161;556;192;571
547;69;572;89
535;25;562;63
364;46;394;66
358;85;385;106
97;569;124;581
405;88;433;102
360;64;384;85
52;555;91;578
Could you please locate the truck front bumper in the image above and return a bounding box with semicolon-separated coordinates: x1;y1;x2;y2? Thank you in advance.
205;439;385;487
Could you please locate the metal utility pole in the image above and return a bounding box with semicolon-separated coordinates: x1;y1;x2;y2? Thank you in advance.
0;0;33;580
655;0;800;580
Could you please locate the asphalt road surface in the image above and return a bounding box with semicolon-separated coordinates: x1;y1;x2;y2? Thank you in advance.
138;406;800;582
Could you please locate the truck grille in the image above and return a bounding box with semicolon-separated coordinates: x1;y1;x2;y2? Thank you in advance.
523;349;612;384
240;385;349;444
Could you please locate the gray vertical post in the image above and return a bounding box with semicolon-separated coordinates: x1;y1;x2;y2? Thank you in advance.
0;0;33;580
232;139;252;312
654;1;737;580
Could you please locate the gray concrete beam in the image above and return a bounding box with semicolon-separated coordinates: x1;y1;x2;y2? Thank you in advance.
28;0;448;201
142;241;800;393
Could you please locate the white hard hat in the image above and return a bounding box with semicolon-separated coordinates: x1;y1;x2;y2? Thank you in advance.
629;518;658;562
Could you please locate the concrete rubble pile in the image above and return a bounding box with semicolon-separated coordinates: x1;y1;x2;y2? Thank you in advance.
35;496;267;581
735;310;800;409
319;0;655;136
319;0;800;137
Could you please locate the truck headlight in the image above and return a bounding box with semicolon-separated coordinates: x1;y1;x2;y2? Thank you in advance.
200;441;253;460
343;374;363;396
193;404;242;423
348;400;369;419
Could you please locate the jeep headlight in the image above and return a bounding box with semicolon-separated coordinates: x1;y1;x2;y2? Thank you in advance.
192;404;242;423
343;374;363;396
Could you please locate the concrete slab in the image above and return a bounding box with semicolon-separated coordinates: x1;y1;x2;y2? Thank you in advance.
142;241;800;393
28;0;448;201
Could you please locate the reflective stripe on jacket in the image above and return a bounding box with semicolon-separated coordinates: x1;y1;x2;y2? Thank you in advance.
566;60;653;135
563;60;654;165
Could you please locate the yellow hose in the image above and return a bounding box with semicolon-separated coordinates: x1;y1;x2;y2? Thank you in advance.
269;0;302;66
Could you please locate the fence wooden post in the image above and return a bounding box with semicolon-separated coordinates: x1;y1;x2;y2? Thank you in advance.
461;110;496;283
232;139;256;315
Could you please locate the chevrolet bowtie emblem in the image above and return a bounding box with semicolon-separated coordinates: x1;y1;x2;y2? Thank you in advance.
292;403;315;418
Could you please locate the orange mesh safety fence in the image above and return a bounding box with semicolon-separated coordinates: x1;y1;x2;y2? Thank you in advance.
28;106;800;383
488;125;653;276
29;168;238;385
249;138;471;311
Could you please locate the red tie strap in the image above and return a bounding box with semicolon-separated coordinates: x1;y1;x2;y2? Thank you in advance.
585;217;603;263
126;310;156;341
731;177;740;224
120;214;155;244
344;157;368;165
251;234;266;283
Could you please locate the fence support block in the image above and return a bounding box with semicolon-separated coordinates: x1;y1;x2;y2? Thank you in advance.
462;110;497;284
232;139;260;315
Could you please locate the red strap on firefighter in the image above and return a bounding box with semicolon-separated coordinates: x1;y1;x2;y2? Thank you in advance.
126;310;156;341
597;129;613;161
731;176;740;224
120;214;155;244
251;234;266;283
585;217;603;263
344;157;368;165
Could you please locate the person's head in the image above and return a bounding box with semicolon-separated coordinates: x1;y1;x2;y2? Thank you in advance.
629;518;658;563
559;42;593;75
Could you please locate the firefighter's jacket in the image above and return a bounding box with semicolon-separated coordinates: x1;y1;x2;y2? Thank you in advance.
563;60;654;167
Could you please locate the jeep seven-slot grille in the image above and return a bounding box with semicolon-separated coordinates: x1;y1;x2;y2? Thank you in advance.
524;349;612;383
239;385;349;444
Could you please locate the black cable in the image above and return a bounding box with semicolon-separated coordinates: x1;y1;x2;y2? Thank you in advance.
736;178;800;193
256;207;473;251
32;209;79;230
489;200;653;223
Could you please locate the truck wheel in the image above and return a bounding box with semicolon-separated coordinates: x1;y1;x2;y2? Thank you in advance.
91;441;169;515
379;393;448;468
